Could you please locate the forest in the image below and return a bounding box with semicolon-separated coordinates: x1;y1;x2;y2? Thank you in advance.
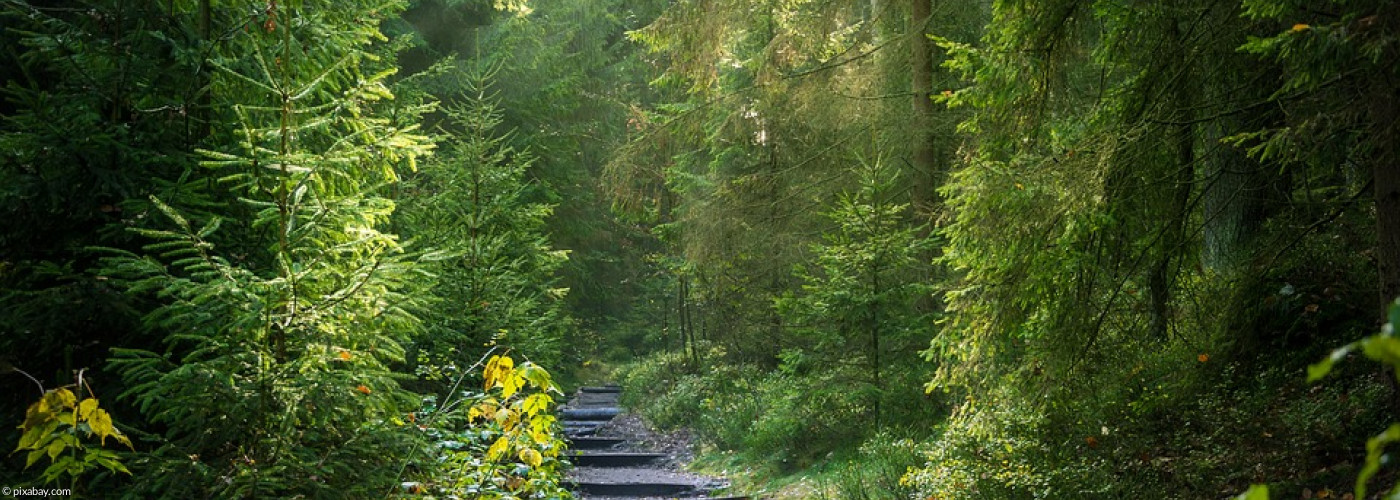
1;0;1398;498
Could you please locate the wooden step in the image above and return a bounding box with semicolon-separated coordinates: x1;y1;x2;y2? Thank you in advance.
568;481;695;496
561;407;620;420
565;426;598;437
579;385;623;393
570;452;666;467
575;392;621;406
568;437;625;450
563;421;606;437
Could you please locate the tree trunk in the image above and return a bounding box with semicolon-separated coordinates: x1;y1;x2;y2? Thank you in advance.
1371;83;1400;310
1199;2;1278;274
195;0;211;141
908;0;937;214
1148;17;1195;340
1201;120;1267;272
907;0;941;315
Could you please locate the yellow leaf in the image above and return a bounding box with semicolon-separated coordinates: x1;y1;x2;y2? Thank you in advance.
45;388;77;411
501;373;522;399
114;433;133;450
336;351;352;361
494;357;516;393
495;408;519;429
532;415;555;436
89;408;116;446
484;355;505;389
486;437;510;461
78;398;99;423
22;400;54;431
1292;23;1310;32
530;427;550;445
522;394;552;416
519;448;543;467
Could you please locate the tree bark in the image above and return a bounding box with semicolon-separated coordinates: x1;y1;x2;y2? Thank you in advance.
1201;121;1267;271
1148;17;1195;340
1371;82;1400;310
908;0;937;213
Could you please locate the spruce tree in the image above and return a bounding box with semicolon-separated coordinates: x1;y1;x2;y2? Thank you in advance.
102;0;433;496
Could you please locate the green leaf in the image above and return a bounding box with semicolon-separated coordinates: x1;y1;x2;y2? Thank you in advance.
16;419;59;452
1308;344;1354;382
1235;484;1268;500
25;449;46;469
1361;335;1400;367
1357;424;1400;498
45;437;65;461
520;363;553;390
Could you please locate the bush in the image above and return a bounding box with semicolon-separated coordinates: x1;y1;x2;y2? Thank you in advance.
618;348;896;470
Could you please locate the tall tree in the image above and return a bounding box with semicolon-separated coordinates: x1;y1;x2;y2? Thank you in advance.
1239;0;1400;310
103;0;434;495
0;1;212;479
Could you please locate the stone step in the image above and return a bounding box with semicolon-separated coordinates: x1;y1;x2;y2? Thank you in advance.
568;437;626;450
570;452;666;467
561;407;620;420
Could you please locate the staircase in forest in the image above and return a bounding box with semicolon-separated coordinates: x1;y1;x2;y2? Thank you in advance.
562;385;740;499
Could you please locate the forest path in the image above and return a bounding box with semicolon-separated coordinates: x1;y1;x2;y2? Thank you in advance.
562;386;739;499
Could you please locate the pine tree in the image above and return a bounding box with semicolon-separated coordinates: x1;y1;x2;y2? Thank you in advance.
396;67;572;380
777;155;936;431
101;0;433;495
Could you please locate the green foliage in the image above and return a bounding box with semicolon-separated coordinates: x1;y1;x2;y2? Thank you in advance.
1237;484;1270;500
1234;0;1399;166
0;2;204;472
13;381;133;488
406;354;572;498
817;434;921;500
400;0;668;370
901;397;1054;498
775;155;938;428
4;0;1396;497
96;0;434;495
1305;298;1400;499
396;68;572;377
619;344;930;471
